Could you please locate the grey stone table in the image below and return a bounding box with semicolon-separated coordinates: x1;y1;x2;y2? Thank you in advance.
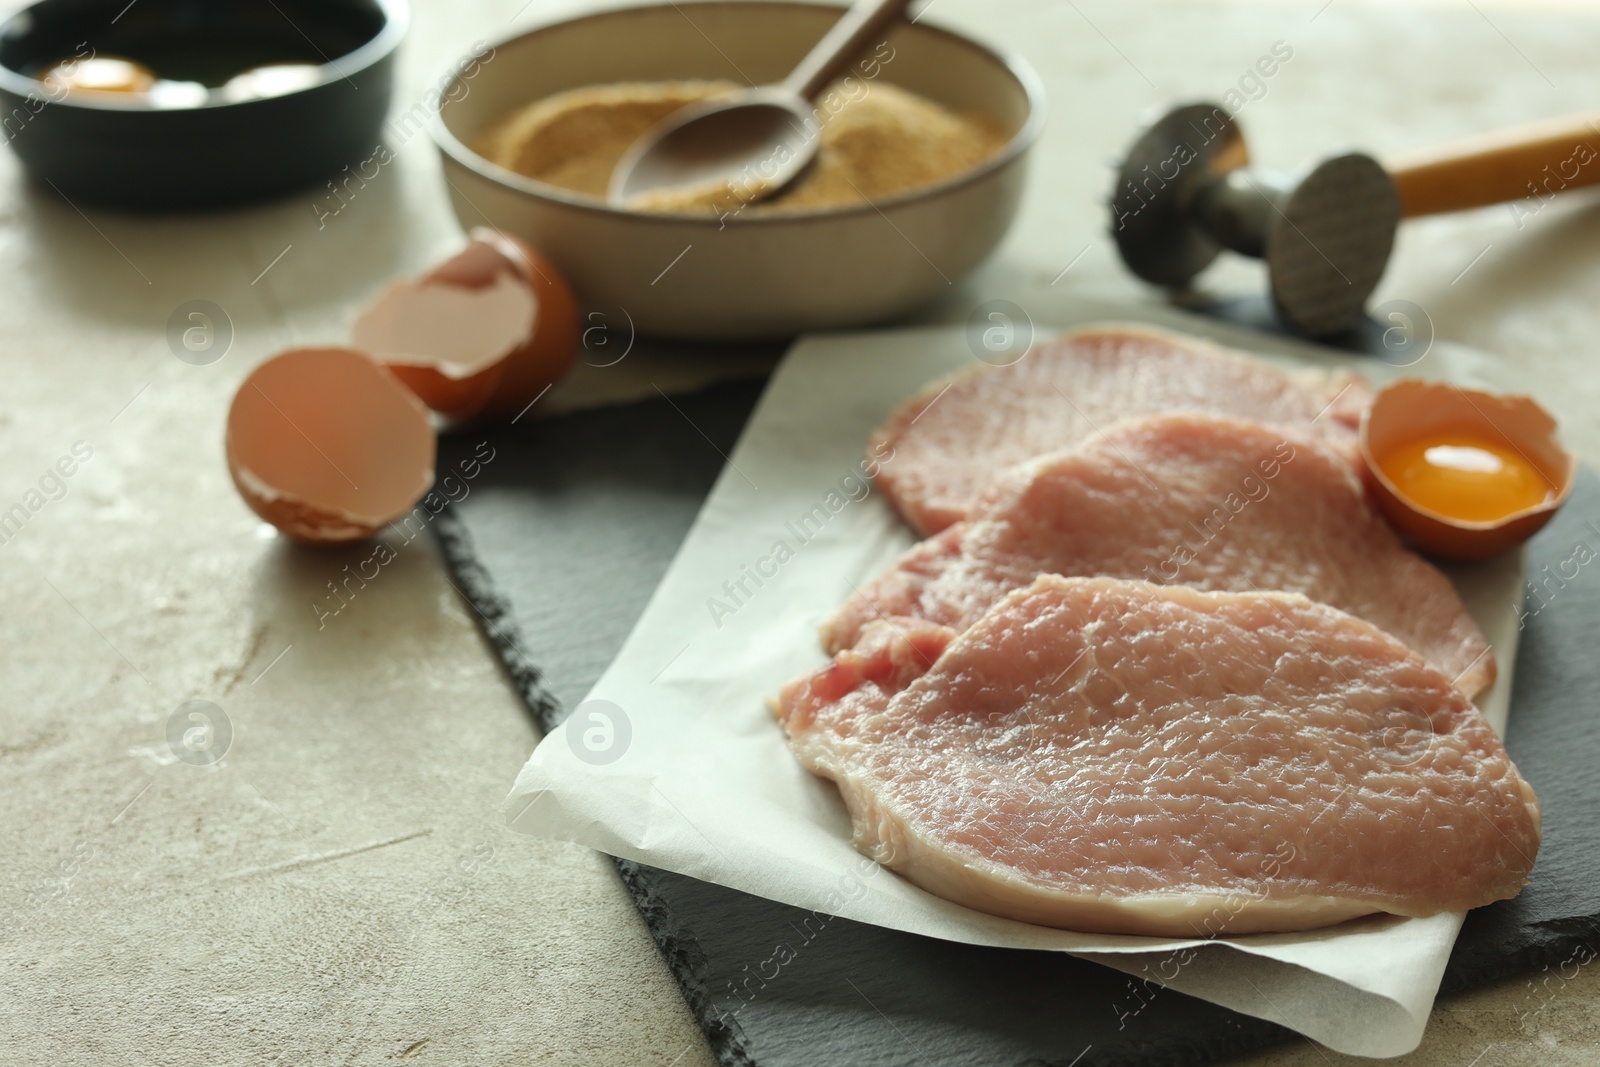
3;0;1598;1063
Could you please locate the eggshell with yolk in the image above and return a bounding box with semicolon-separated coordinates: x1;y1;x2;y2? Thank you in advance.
1361;378;1576;562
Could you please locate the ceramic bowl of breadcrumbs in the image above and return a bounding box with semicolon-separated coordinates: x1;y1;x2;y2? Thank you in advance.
429;1;1044;340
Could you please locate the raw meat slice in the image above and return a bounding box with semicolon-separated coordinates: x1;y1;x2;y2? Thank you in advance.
828;413;1496;697
871;324;1369;534
776;576;1541;937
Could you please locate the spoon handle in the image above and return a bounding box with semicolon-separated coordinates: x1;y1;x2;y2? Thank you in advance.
782;0;915;102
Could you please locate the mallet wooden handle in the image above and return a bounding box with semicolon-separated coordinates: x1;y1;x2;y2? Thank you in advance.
1387;112;1600;218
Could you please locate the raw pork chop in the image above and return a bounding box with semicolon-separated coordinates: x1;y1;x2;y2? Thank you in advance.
777;576;1541;936
871;324;1369;534
827;414;1496;697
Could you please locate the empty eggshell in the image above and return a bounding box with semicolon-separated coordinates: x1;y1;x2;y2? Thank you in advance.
352;269;533;418
352;228;579;422
227;347;436;543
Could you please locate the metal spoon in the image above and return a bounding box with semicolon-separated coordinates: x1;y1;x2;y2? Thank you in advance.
607;0;912;209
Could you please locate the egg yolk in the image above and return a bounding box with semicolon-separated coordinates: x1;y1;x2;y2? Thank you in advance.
221;64;323;101
40;56;157;95
1377;432;1555;523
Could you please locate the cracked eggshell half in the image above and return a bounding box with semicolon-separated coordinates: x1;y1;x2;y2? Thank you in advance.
352;228;580;422
1360;378;1576;562
227;347;436;543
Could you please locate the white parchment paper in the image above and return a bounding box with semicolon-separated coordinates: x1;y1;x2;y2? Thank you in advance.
506;313;1527;1058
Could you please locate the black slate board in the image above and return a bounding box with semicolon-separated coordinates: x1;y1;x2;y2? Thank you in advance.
433;378;1600;1065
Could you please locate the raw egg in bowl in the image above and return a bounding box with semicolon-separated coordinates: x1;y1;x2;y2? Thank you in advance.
1361;378;1577;562
0;0;406;209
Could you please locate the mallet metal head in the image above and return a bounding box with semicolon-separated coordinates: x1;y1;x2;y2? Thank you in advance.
1110;102;1400;337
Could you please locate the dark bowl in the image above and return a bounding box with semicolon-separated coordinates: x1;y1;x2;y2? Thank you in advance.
0;0;406;211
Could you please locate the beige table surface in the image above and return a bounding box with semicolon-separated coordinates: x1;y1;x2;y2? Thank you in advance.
4;0;1599;1063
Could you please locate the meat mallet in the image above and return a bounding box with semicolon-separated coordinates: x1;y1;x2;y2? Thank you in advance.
1109;103;1600;336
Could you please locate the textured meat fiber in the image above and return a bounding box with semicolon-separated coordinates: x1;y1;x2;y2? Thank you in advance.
828;413;1496;698
871;324;1369;535
777;576;1541;936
